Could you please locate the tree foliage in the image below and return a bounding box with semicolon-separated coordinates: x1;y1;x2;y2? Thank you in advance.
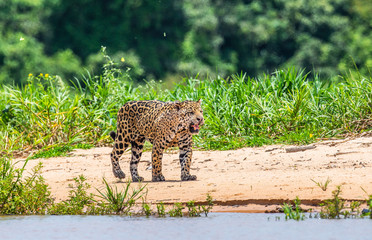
1;0;372;85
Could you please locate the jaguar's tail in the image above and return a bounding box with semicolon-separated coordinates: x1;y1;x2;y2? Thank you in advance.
110;131;117;140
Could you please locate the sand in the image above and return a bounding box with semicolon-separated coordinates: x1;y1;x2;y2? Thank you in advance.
18;135;372;212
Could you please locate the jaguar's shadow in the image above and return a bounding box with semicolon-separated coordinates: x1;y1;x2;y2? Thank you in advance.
116;179;198;183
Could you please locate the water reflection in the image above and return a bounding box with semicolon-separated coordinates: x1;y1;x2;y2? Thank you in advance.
0;213;369;240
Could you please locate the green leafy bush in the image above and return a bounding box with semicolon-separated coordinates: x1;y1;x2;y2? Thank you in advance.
0;158;52;214
49;175;96;215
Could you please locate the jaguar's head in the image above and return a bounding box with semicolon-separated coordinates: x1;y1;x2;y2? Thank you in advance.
175;99;204;134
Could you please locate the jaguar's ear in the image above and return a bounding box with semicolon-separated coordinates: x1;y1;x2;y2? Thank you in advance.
197;99;202;104
174;101;181;111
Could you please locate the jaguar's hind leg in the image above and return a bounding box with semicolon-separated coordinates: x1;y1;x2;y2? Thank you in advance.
110;131;129;179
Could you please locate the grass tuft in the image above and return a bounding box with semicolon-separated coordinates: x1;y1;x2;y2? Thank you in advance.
96;178;147;215
311;177;332;191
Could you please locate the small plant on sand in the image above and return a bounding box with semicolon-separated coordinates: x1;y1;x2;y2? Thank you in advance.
361;187;372;219
350;201;361;215
168;195;214;217
200;194;214;217
282;197;305;221
185;195;214;217
156;202;166;217
49;175;95;215
311;177;331;191
186;200;200;217
96;178;147;215
366;196;372;219
320;185;345;219
342;200;362;219
168;202;184;217
142;201;152;217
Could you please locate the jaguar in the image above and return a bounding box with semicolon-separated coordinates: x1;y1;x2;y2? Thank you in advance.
110;99;204;182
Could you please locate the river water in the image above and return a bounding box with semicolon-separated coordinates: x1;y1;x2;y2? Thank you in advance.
0;213;369;240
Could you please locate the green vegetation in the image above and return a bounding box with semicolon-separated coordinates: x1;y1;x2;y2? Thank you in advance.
0;157;52;214
365;196;372;219
186;197;214;217
2;50;372;155
156;202;167;217
2;0;372;85
319;185;370;219
186;201;199;217
311;178;332;191
283;185;372;220
96;178;147;215
49;175;100;215
282;197;305;221
27;145;73;160
168;203;184;217
141;197;214;218
319;186;345;219
142;202;152;217
361;187;372;219
0;157;214;216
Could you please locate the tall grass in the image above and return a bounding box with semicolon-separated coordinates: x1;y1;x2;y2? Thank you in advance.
1;50;372;154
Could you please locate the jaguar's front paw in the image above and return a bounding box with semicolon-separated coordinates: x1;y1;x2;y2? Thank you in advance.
113;168;126;179
181;174;197;181
132;175;144;182
152;174;165;182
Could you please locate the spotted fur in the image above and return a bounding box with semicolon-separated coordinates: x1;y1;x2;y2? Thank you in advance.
110;100;204;182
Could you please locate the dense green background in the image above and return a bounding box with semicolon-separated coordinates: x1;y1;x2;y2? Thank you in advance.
1;0;372;85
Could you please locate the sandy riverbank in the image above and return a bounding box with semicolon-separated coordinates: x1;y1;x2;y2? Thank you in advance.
18;136;372;212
